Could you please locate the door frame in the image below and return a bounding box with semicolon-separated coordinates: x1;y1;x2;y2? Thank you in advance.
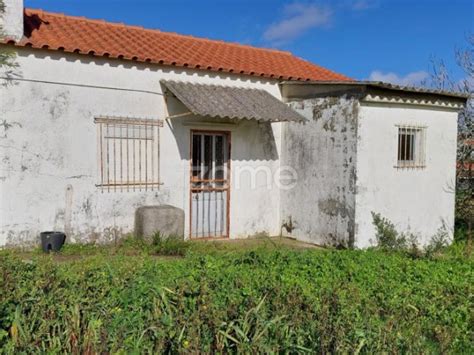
189;129;231;239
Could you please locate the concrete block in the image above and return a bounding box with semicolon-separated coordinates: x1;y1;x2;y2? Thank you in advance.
135;205;184;239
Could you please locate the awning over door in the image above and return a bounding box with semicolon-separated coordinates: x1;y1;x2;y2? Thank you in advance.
161;80;305;122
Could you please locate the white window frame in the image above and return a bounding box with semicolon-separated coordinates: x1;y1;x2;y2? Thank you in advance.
95;116;163;192
396;125;427;169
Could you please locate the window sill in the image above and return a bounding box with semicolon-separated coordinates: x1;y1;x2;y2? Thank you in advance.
96;182;163;187
394;165;426;169
96;182;163;192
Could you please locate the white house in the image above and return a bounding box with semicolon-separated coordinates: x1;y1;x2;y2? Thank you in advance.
0;1;467;248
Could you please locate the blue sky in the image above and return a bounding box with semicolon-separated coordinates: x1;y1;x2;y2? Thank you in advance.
26;0;473;85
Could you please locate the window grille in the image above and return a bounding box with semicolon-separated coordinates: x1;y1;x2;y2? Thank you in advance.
396;125;426;168
95;117;163;192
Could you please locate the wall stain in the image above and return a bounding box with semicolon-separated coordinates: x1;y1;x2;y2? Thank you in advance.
46;91;70;120
318;198;349;218
0;120;22;138
284;96;359;248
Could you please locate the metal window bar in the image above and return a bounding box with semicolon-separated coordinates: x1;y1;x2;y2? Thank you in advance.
145;122;148;191
106;123;110;192
190;131;230;239
95;117;163;192
396;125;427;169
120;124;123;189
113;124;117;192
138;124;142;189
126;121;130;192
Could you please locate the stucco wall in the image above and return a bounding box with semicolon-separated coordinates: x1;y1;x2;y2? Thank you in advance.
281;96;359;247
0;0;24;41
354;102;458;247
0;47;282;246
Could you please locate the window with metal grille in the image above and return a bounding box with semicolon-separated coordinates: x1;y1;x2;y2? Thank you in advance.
95;117;162;192
397;125;426;168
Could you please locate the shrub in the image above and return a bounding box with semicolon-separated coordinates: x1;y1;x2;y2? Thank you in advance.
454;220;468;242
425;228;450;257
404;232;424;259
371;212;407;250
371;213;472;261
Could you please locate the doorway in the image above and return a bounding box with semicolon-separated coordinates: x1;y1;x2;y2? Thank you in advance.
190;130;231;238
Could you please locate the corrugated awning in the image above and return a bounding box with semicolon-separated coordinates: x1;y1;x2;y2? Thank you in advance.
161;80;305;122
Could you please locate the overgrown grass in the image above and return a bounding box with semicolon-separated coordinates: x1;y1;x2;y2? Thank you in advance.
151;232;190;256
12;235;314;260
0;241;472;353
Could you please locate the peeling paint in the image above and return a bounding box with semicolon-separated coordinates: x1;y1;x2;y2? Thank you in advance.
0;120;22;138
318;198;349;218
281;96;358;248
0;50;284;246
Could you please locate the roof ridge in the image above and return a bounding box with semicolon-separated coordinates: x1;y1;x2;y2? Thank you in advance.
25;8;294;56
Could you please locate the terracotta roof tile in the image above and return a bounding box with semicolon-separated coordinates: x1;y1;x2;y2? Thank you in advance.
2;8;352;82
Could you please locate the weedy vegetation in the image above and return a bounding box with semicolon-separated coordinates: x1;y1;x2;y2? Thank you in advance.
371;212;468;259
151;232;190;256
0;232;472;353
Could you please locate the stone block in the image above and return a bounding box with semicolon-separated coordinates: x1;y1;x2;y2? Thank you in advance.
135;205;184;239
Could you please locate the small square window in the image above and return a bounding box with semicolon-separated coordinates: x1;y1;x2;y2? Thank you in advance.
397;126;426;168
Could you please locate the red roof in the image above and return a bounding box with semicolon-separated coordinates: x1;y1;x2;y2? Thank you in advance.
3;9;352;82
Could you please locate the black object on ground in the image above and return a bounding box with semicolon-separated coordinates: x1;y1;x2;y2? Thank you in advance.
40;232;66;253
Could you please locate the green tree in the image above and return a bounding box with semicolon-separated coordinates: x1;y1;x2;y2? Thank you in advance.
0;0;17;70
429;35;473;249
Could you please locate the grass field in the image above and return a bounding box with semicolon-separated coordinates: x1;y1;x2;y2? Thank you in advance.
0;237;472;353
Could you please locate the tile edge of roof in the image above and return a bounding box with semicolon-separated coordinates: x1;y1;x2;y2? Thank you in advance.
23;7;295;57
0;39;351;83
3;8;354;82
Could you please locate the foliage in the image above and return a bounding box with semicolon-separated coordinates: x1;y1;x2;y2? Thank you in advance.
455;188;474;240
371;212;461;258
151;232;190;256
0;244;472;353
428;34;473;245
0;0;17;70
425;228;451;258
371;212;407;250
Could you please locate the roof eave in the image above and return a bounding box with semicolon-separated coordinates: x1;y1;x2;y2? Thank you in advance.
280;80;470;101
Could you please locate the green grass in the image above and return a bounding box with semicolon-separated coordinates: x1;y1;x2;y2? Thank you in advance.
11;235;319;260
0;239;472;353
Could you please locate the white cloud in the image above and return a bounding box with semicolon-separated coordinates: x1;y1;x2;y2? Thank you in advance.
350;0;378;11
368;70;430;86
263;3;332;45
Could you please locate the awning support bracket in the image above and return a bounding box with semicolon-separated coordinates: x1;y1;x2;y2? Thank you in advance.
165;111;194;120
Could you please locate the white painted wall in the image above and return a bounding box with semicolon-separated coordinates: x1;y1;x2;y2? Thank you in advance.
0;47;461;248
0;0;23;42
281;97;359;247
354;102;458;247
0;47;282;246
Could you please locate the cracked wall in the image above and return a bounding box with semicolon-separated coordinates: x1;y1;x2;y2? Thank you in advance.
281;96;359;247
